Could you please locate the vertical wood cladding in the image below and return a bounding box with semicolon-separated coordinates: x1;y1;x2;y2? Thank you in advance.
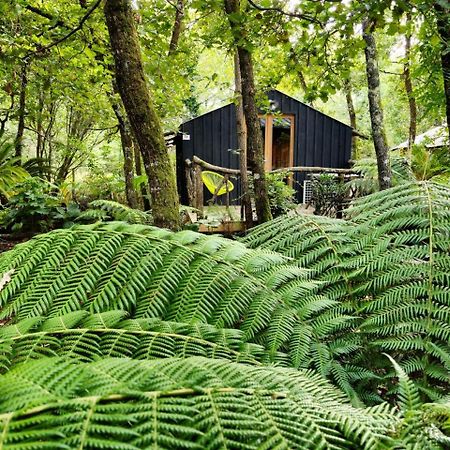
176;90;352;204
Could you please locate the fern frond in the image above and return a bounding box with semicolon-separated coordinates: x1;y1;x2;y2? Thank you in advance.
0;357;398;449
85;199;153;224
244;182;450;402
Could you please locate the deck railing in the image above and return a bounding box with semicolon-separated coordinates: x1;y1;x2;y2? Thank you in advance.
185;155;360;218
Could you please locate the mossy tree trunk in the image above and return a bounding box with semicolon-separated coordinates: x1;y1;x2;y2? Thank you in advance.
104;0;180;229
224;0;272;224
363;19;392;190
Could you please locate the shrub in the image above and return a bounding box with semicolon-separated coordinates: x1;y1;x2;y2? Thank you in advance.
0;177;81;233
265;171;297;216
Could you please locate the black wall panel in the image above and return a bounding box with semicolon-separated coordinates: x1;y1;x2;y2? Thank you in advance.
176;90;352;204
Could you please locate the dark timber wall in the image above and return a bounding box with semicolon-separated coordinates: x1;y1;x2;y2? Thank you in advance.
176;90;352;204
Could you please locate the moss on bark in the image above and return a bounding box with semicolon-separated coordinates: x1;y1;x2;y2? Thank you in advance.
104;0;180;229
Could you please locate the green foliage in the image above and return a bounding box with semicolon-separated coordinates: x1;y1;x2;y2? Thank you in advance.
265;171;297;217
309;174;347;217
0;223;305;350
0;182;449;447
0;310;264;370
0;177;81;233
78;200;153;225
0;140;29;200
0;357;397;449
351;157;415;195
75;147;128;204
243;182;450;403
411;145;450;184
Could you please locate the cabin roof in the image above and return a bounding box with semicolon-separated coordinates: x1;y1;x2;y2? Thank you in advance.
392;124;449;149
180;89;352;130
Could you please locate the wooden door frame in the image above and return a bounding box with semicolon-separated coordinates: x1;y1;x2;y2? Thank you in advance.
260;114;295;171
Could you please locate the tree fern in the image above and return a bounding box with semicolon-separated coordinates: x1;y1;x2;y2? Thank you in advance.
0;183;449;447
244;182;450;401
0;182;449;405
0;310;268;371
0;356;397;449
78;199;153;224
0;225;332;376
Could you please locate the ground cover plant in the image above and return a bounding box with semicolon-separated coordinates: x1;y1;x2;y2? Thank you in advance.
0;182;449;448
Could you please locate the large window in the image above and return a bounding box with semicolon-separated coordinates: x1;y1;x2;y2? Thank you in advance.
260;114;295;171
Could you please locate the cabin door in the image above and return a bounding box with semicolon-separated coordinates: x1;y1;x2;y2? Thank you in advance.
260;115;295;171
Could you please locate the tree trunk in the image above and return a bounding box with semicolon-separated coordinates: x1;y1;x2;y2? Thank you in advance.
15;62;28;160
434;2;450;146
55;107;92;183
35;87;44;160
104;0;180;230
225;0;272;223
343;77;358;159
168;0;184;55
234;52;253;227
362;19;392;190
0;81;15;138
111;96;139;209
42;101;57;180
403;12;417;155
134;139;151;211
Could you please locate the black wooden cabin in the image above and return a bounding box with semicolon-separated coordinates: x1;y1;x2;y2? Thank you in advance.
176;90;352;204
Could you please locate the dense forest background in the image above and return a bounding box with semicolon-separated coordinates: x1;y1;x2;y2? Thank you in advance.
0;0;448;211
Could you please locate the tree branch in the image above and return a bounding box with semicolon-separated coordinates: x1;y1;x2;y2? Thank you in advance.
168;0;185;55
24;0;102;59
166;0;183;13
246;0;322;25
25;5;57;21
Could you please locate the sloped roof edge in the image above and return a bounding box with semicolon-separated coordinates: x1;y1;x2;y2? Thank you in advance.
392;124;449;150
180;89;352;130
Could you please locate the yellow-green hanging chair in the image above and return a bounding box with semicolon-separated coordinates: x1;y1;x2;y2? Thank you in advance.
201;171;234;196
